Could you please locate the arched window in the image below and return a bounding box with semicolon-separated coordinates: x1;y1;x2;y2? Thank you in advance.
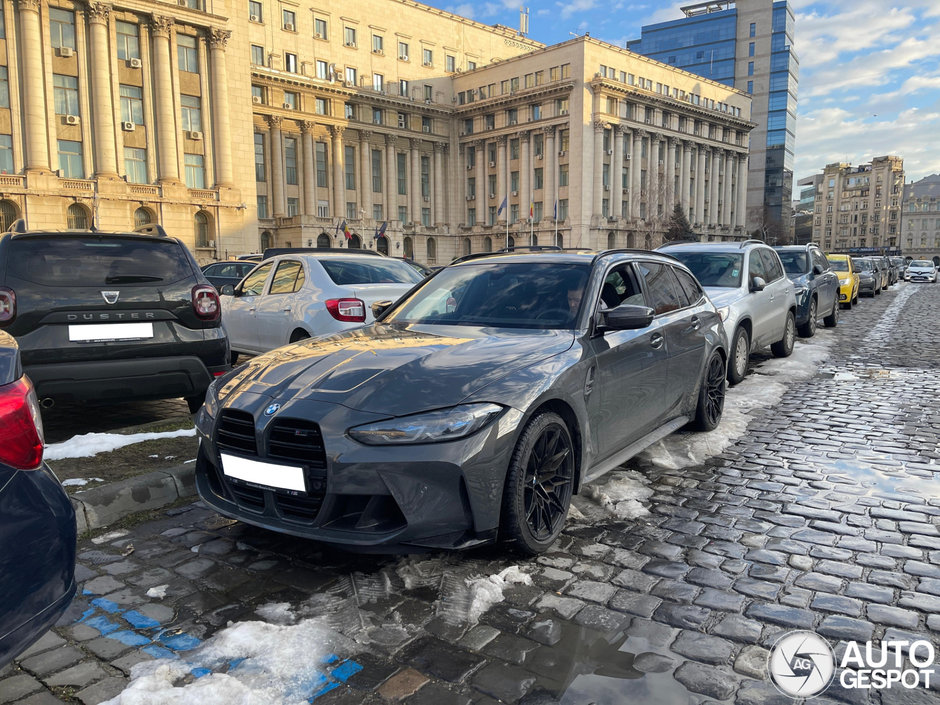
349;233;362;249
555;233;563;248
426;237;437;263
644;234;653;250
403;236;414;259
626;233;636;248
134;207;153;228
317;233;331;248
261;231;274;251
0;200;18;231
194;211;210;248
463;238;471;256
376;237;389;255
507;235;515;249
607;232;616;250
67;203;89;230
483;236;492;252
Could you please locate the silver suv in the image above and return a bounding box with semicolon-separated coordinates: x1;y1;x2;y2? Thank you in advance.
658;240;797;384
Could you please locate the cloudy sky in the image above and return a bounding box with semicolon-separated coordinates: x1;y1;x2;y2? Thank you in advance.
435;0;940;184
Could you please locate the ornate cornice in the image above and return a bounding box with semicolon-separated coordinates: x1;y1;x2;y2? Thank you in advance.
265;115;283;129
208;28;231;50
300;120;315;133
150;16;174;38
593;120;608;132
14;0;40;13
329;125;345;139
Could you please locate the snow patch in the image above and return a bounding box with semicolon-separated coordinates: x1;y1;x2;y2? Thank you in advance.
92;529;128;544
63;477;104;487
580;470;654;520
45;428;197;460
146;585;168;599
255;602;296;625
465;566;532;623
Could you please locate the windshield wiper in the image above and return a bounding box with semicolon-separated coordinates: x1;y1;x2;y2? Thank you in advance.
105;274;164;283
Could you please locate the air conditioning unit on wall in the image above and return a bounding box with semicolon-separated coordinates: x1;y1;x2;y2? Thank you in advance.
57;46;74;57
186;130;203;140
128;58;142;68
64;115;79;125
121;121;135;131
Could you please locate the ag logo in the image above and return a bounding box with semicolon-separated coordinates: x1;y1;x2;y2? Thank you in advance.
768;630;835;698
264;403;280;416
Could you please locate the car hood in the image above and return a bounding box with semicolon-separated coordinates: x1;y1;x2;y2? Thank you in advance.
217;323;576;415
703;287;746;309
908;267;934;273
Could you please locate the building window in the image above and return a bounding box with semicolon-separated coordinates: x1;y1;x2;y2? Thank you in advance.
184;153;205;188
345;66;357;85
315;97;327;114
373;204;383;220
134;207;152;228
534;167;543;190
0;67;8;109
177;35;198;72
346;202;357;220
399;79;409;98
316;142;327;187
0;200;16;230
399;205;408;224
371;149;382;192
254;133;265;181
558;199;568;221
510;171;519;192
426;237;436;262
53;75;79;116
345;145;356;190
316;60;329;80
256;196;268;218
531;104;541;120
49;8;75;50
420;156;430;198
750;22;756;37
285;137;297;184
345;102;355;119
287;197;299;216
285;52;297;73
445;54;455;72
397;153;407;195
422;116;431;133
747;81;753;94
59;140;85;179
67;203;89;229
252;85;264;103
124;147;147;183
315;17;327;38
317;200;329;217
282;8;295;29
468;60;477;70
372;107;383;125
284;91;298;109
116;21;140;60
467;208;476;226
343;26;357;47
559;163;568;187
250;44;264;65
194;211;209;247
398;41;409;60
0;135;12;174
180;95;202;131
510;139;519;160
485;114;495;130
249;0;262;19
422;48;432;66
0;7;5;39
373;73;384;92
372;34;383;53
748;61;754;76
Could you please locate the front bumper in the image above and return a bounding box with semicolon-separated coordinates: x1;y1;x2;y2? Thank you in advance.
194;394;520;551
858;279;876;292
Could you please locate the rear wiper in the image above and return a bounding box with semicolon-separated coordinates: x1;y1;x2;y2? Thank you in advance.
105;275;164;283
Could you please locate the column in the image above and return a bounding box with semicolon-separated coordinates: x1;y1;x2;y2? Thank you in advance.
359;130;373;221
736;154;748;229
632;130;644;218
385;135;397;222
680;140;692;216
151;17;179;182
519;131;530;224
496;136;507;220
710;149;721;226
300;122;315;215
267;116;285;217
330;125;345;220
16;0;50;171
409;138;421;226
543;127;555;221
475;140;486;220
593;121;604;217
666;138;677;211
208;29;234;187
722;151;734;227
695;147;707;225
433;142;444;225
648;135;659;221
611;126;624;219
87;3;118;176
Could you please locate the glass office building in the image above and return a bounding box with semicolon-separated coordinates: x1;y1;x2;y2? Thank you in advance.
628;0;798;238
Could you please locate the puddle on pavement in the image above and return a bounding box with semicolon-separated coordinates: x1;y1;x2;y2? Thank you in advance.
526;623;692;705
823;458;940;500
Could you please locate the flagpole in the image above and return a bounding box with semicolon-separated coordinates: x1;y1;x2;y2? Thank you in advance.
530;207;534;246
505;199;510;249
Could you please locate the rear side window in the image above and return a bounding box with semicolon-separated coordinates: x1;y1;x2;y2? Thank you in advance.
10;236;194;286
673;267;705;304
318;258;423;286
758;249;785;281
638;261;684;315
269;260;305;294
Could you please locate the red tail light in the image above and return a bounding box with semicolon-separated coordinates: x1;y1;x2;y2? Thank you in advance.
0;376;44;470
326;298;366;322
0;287;15;324
192;285;220;321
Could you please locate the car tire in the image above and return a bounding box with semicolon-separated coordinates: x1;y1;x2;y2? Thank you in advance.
823;297;839;328
771;311;795;358
230;351;239;365
690;350;726;432
186;396;204;414
728;327;750;385
798;298;817;338
500;411;575;556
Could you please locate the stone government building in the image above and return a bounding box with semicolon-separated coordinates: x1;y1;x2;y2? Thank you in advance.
1;0;754;263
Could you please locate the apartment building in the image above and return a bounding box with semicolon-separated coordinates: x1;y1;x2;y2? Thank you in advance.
901;174;940;262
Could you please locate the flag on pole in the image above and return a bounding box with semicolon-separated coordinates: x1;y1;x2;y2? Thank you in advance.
341;220;350;240
497;196;508;216
376;221;388;238
553;199;557;221
529;202;534;219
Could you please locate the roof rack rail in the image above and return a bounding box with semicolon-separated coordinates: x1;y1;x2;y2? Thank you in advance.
7;219;28;234
739;239;765;248
593;248;682;264
133;223;170;237
497;245;563;253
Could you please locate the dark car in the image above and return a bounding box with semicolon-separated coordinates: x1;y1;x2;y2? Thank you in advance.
855;257;881;296
201;261;258;291
194;250;728;554
0;330;76;667
0;223;230;413
773;244;840;338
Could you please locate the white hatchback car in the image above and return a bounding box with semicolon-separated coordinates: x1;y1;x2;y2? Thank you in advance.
905;260;937;283
220;252;424;358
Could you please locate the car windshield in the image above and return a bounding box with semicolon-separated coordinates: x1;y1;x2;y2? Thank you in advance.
318;258;424;286
664;252;744;288
776;251;808;275
856;260;872;271
829;258;850;272
383;261;591;329
911;260;932;267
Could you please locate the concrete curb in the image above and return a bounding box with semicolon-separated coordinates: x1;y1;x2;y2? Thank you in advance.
70;464;197;534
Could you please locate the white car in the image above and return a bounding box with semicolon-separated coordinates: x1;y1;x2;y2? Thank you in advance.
905;260;937;283
220;252;424;358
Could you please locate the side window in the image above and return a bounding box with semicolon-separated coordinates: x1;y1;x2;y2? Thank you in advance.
673;267;704;304
747;250;767;283
638;261;683;315
216;263;236;277
240;262;272;295
812;249;828;272
269;260;303;294
761;249;785;281
600;264;643;309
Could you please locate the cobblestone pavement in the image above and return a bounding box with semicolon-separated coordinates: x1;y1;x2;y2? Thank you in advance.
4;282;940;705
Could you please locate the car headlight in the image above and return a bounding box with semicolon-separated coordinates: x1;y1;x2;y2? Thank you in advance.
717;306;730;321
203;378;222;419
839;278;850;286
348;403;504;445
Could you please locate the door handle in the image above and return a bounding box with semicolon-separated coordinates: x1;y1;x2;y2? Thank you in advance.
281;307;292;313
650;332;664;349
686;315;701;332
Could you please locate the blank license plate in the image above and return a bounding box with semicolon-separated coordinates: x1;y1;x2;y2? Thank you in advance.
221;453;306;492
68;323;154;342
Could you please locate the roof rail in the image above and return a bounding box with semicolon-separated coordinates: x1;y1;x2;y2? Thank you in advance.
594;248;682;265
497;245;563;253
133;223;170;237
7;218;28;234
739;239;765;248
261;246;384;259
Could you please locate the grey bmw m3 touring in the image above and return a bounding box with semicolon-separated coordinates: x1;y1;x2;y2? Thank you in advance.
194;249;728;554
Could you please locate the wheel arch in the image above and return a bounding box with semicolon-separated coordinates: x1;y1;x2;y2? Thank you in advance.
518;398;585;494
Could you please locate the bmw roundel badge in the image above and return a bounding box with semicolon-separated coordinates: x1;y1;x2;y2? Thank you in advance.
264;403;280;416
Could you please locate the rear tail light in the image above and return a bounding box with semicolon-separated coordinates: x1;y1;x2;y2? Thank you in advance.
326;298;366;322
0;287;15;324
192;285;220;321
0;376;44;470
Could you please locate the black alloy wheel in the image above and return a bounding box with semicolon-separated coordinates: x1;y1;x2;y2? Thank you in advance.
502;412;575;555
690;350;726;431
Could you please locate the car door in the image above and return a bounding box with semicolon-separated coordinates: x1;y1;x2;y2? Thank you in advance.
223;261;273;353
745;249;775;346
586;262;668;461
254;259;306;350
757;248;791;344
813;249;838;313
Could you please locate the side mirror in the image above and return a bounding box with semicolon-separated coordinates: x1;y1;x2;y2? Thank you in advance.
750;276;767;292
220;284;235;296
813;264;825;275
597;304;655;332
371;300;393;320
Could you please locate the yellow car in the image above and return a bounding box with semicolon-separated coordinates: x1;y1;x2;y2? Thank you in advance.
827;253;859;308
